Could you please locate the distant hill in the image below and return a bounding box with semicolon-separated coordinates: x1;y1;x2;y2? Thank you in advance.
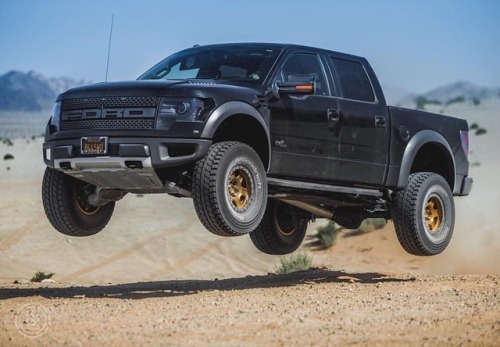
381;85;414;105
2;71;498;113
396;81;500;109
0;71;87;112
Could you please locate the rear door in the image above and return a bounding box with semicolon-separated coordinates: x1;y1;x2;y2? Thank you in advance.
268;52;341;181
327;57;389;185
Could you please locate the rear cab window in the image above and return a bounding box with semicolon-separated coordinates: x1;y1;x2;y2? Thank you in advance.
330;57;375;102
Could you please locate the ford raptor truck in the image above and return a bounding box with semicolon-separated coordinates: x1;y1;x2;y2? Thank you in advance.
42;43;472;256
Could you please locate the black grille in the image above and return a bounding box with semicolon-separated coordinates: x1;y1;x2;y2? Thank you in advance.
108;144;120;156
62;96;159;110
61;119;155;131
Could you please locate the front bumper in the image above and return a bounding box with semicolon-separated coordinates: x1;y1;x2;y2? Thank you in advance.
43;137;212;192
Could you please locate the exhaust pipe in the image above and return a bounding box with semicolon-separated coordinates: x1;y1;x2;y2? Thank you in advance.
280;199;333;219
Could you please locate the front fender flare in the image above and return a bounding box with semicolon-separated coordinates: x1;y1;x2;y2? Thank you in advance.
201;101;271;167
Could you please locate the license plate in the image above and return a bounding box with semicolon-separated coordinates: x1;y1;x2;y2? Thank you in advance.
81;137;107;155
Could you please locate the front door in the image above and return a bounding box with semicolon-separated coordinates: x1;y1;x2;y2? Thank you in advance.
268;52;340;182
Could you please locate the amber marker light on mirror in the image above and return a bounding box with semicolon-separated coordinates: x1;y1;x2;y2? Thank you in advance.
295;85;314;90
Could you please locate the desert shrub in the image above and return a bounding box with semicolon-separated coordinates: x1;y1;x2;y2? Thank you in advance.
3;154;14;161
315;221;339;248
415;97;426;110
3;138;13;146
344;218;387;237
469;123;487;135
368;218;387;230
473;98;481;106
31;271;55;282
415;96;441;110
275;253;313;274
357;218;384;232
475;128;487;136
446;95;465;106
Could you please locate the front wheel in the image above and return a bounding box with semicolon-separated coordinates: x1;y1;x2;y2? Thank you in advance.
192;141;267;236
42;167;115;236
391;172;455;256
250;200;309;255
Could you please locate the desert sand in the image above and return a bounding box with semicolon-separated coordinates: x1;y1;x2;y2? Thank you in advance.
1;100;499;345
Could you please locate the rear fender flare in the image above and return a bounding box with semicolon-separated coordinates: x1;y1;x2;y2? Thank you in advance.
397;130;456;189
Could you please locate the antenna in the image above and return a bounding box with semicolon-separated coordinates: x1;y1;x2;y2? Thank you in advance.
105;14;114;82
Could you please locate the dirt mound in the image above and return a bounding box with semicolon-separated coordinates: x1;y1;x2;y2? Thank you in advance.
1;272;499;346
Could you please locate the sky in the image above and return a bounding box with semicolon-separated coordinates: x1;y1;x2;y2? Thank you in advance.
0;0;499;93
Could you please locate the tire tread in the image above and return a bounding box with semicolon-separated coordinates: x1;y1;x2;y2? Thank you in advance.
192;141;258;236
392;172;451;256
250;201;307;255
42;168;114;236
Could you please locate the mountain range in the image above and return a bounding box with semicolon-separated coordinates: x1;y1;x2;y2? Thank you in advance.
0;71;88;112
0;70;498;112
397;81;500;109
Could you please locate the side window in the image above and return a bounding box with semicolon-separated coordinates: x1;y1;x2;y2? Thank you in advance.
278;53;328;96
331;58;375;102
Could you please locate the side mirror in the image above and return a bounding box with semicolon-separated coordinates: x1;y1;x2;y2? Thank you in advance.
273;74;315;98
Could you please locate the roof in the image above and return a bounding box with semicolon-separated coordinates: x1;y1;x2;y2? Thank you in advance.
180;42;365;61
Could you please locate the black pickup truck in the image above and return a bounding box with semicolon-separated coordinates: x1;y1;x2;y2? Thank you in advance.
42;43;472;256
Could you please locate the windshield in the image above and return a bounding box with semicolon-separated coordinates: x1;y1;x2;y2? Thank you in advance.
138;46;281;83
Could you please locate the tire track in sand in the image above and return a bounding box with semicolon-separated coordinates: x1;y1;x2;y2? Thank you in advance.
0;180;44;252
59;223;223;282
148;238;224;278
0;216;44;253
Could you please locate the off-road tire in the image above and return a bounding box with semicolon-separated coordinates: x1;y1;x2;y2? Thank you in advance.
42;167;115;236
250;200;308;255
192;141;267;236
391;172;454;256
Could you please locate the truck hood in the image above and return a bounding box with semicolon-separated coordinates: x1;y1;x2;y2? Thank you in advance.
57;80;263;101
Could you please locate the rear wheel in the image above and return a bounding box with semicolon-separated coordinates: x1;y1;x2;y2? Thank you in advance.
391;172;454;256
192;141;267;236
42;167;115;236
250;200;309;255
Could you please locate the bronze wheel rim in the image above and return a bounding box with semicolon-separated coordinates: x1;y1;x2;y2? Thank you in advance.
75;185;100;216
424;195;443;233
227;168;252;210
274;204;295;237
275;219;295;237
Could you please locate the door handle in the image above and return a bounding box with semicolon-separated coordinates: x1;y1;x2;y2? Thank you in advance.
328;109;342;122
375;116;386;127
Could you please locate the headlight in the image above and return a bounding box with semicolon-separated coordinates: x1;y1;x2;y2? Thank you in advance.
50;101;62;131
156;97;204;130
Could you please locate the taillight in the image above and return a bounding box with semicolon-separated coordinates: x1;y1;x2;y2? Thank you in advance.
460;130;469;160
